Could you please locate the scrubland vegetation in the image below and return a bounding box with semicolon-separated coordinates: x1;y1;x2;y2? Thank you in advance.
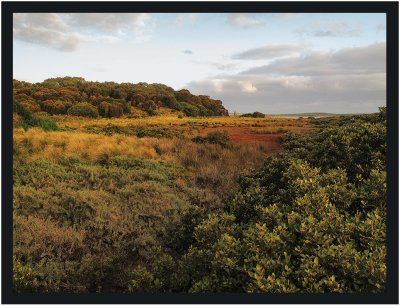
12;80;386;293
13;77;228;118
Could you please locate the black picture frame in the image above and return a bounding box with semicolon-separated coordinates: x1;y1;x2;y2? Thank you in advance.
2;1;398;304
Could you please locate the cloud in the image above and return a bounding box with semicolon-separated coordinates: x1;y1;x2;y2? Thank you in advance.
210;79;226;92
226;13;300;29
183;49;193;55
191;60;238;72
188;73;385;114
13;13;83;51
226;13;264;28
14;13;66;30
175;13;199;26
187;43;386;114
13;13;153;51
65;13;152;41
213;63;238;71
296;22;362;37
238;81;257;93
241;42;386;76
271;13;300;18
232;44;306;60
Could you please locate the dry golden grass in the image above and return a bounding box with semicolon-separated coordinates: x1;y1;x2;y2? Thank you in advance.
145;138;269;197
14;125;271;199
14;114;313;201
12;115;312;293
13;128;158;163
50;115;313;150
54;114;313;131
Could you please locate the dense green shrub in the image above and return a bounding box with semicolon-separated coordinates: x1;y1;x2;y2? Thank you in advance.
179;102;201;117
13;256;39;292
138;100;157;116
84;124;179;138
241;112;265;118
20;101;41;113
129;108;386;293
13;151;207;292
13;105;386;293
67;102;99;118
192;131;232;148
13;101;59;131
13;77;229;118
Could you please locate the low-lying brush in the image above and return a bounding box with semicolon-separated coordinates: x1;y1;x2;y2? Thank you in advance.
12;107;386;293
192;131;232;148
125;108;387;293
13;101;59;131
84;124;179;138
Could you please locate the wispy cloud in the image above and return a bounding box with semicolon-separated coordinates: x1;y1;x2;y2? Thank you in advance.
175;13;199;26
271;13;300;19
183;49;193;55
296;21;362;37
212;63;238;71
241;42;386;76
232;44;306;60
226;13;264;28
65;13;154;42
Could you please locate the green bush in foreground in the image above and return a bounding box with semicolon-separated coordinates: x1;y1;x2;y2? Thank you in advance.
129;108;386;293
13;105;386;293
13;256;39;292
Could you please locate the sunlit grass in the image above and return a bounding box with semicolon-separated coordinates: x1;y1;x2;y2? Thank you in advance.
13;128;158;163
53;114;313;129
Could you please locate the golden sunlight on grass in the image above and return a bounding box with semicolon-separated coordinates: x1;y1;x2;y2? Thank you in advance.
54;114;313;131
13;128;158;163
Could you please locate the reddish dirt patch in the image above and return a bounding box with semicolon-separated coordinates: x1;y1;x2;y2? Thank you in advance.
199;127;283;152
233;133;283;152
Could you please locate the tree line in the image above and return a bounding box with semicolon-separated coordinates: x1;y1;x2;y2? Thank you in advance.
13;77;229;117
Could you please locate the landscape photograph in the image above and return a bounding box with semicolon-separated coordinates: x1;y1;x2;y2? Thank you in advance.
11;11;388;294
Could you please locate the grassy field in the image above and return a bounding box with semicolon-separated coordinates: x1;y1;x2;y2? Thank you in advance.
14;115;310;196
13;114;314;292
54;114;313;148
13;110;386;293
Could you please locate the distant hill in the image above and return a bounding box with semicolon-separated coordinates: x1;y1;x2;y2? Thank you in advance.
13;77;229;118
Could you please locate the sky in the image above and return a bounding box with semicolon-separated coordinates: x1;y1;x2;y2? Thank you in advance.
13;13;386;114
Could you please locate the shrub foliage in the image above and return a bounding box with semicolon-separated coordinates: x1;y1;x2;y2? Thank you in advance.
13;77;228;117
67;102;99;118
13;101;59;131
12;107;386;293
127;108;387;293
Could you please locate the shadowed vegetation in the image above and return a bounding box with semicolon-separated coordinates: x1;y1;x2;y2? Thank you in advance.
12;87;386;293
